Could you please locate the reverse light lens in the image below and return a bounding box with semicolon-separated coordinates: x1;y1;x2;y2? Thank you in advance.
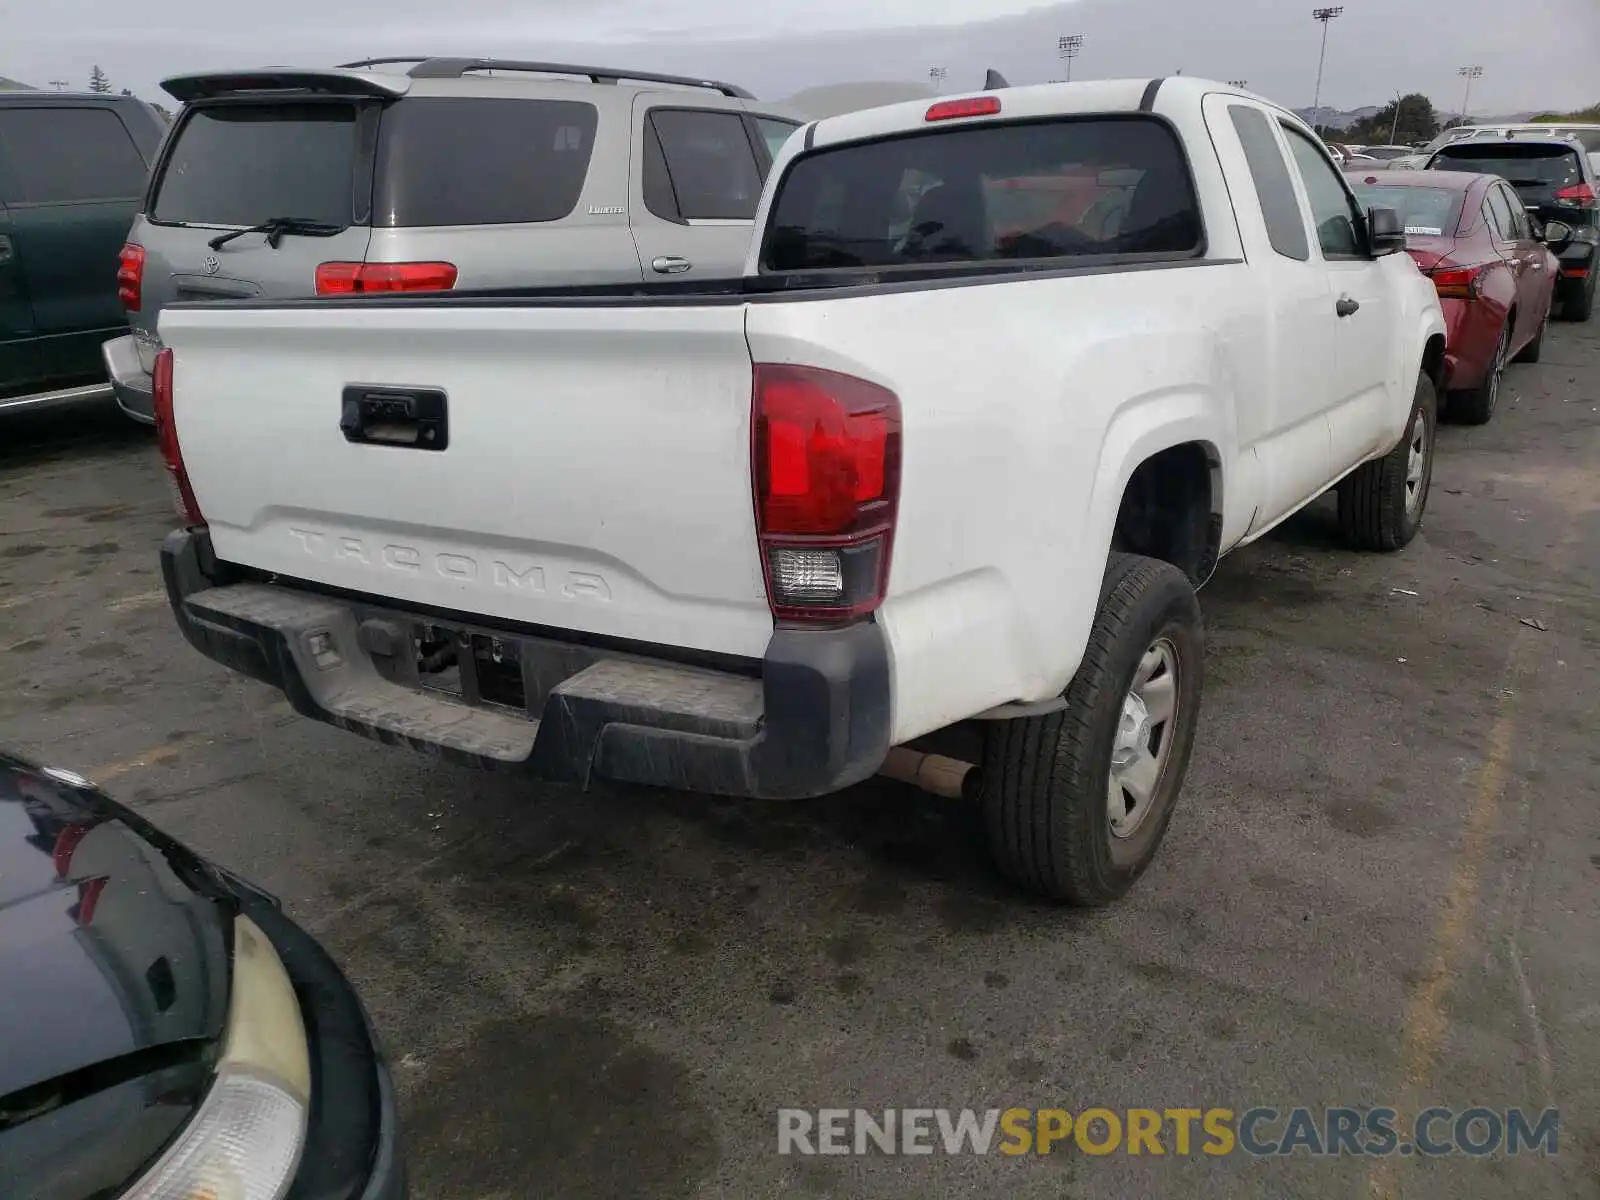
122;916;310;1200
769;547;845;602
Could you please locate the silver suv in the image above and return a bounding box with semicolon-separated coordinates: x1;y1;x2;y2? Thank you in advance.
104;57;804;422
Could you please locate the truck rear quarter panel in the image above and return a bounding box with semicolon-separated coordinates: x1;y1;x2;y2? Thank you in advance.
745;261;1258;743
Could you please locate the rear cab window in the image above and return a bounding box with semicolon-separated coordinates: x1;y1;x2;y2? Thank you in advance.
759;115;1203;273
151;102;363;227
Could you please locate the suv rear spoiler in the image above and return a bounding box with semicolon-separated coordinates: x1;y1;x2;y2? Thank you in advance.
162;68;410;104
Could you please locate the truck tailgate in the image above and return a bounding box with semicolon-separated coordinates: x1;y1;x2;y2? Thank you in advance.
159;302;773;659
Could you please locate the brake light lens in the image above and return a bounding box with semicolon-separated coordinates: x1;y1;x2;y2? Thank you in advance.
1554;182;1596;209
752;364;901;625
926;96;1002;123
117;243;145;311
152;348;205;528
315;261;458;295
1427;263;1486;300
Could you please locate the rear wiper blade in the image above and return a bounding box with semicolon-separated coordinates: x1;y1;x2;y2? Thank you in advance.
208;217;346;251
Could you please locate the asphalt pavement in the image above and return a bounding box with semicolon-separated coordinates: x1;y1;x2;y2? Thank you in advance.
2;319;1597;1200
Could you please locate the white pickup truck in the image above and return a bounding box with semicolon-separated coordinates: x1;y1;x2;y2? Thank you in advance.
155;77;1446;904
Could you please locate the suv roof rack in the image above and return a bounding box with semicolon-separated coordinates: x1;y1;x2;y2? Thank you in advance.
336;56;755;99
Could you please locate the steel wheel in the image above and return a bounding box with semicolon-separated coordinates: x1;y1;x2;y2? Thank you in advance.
1107;638;1180;840
1405;407;1429;519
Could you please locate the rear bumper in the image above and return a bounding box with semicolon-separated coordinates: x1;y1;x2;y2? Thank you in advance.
162;529;892;799
102;334;154;424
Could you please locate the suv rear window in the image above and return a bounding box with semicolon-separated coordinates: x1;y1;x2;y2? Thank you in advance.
152;103;360;226
374;98;598;227
1347;183;1465;237
760;116;1201;273
1429;143;1585;192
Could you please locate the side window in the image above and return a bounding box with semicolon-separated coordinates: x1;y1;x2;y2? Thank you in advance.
754;117;801;166
0;107;148;203
648;109;763;221
1227;104;1310;261
1281;124;1363;259
1498;185;1530;239
1483;186;1516;241
642;121;681;222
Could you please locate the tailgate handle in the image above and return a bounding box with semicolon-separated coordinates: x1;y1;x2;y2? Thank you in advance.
340;385;449;450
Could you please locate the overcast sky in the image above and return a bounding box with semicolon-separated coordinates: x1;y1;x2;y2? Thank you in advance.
4;0;1596;117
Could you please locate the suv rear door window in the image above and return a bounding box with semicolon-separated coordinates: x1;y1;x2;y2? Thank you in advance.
648;110;763;220
761;116;1202;272
152;103;360;226
374;98;598;227
0;107;148;203
754;117;801;164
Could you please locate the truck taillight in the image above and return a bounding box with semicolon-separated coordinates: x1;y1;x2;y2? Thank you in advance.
1554;182;1596;209
752;364;901;625
117;243;145;311
1428;263;1486;300
151;348;205;528
315;261;458;294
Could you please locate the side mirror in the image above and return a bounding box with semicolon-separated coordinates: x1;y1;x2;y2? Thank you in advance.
1367;206;1406;256
1541;219;1574;252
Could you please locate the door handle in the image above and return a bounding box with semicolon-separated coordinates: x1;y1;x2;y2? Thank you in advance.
340;385;449;450
651;256;692;275
0;234;12;265
1335;296;1360;317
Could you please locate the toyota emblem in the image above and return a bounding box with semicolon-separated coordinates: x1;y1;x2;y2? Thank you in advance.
202;255;220;275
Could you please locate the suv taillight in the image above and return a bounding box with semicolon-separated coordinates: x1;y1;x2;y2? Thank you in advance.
117;243;145;311
1555;182;1596;209
752;364;901;625
152;348;205;528
315;262;458;295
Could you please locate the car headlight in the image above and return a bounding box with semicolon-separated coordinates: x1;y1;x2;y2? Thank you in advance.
123;915;311;1200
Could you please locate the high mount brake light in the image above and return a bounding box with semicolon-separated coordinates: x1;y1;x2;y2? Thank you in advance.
925;96;1002;122
751;364;901;626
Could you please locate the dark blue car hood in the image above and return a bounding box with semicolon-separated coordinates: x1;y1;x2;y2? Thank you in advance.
0;751;232;1101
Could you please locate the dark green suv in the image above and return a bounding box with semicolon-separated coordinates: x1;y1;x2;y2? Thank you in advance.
0;92;166;414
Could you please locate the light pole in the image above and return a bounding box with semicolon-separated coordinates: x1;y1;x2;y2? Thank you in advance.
1310;6;1344;131
928;65;948;94
1227;79;1248;89
1057;34;1084;83
1389;90;1403;144
1456;65;1482;126
48;79;68;91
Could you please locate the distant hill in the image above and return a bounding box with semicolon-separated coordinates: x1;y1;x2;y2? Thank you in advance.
1293;105;1381;130
0;76;36;91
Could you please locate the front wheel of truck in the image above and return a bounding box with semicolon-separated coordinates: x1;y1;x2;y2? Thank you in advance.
1336;370;1436;551
982;553;1204;905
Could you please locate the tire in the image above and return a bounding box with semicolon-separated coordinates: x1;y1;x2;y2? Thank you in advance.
982;553;1203;905
1563;272;1595;323
1337;370;1436;551
1512;308;1545;364
1449;320;1509;426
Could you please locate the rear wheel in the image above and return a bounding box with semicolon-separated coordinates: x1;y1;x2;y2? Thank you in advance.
982;554;1203;905
1337;370;1436;551
1563;272;1595;323
1450;320;1509;426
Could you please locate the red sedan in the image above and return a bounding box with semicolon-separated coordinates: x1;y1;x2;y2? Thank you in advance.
1349;170;1569;425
